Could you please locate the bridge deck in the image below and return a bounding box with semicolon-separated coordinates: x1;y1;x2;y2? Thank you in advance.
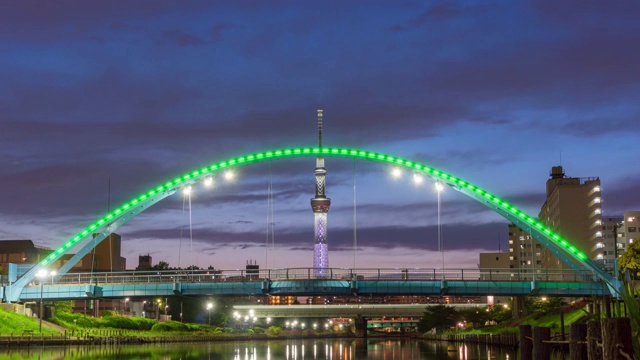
7;268;609;301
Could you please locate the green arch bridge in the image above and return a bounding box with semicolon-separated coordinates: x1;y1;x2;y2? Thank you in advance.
1;147;619;303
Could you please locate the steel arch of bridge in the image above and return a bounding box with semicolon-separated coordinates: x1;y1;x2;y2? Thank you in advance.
4;147;618;302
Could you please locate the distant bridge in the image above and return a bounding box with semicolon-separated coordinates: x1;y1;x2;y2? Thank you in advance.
8;267;609;302
232;303;485;318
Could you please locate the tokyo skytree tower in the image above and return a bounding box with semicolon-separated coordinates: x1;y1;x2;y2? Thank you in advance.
310;109;331;277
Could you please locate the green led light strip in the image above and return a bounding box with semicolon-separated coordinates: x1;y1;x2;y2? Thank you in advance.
39;147;589;269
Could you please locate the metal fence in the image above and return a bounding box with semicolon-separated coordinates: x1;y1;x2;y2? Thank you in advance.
51;267;595;285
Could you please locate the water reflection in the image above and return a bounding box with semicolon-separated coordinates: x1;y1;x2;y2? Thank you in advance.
0;338;530;360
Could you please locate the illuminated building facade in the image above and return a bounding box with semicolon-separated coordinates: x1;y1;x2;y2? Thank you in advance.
508;166;602;272
538;166;601;269
595;211;640;268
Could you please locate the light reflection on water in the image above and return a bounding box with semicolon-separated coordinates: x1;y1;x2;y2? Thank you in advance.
0;338;569;360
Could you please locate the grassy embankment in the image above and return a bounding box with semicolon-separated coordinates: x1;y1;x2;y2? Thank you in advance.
446;306;588;336
0;308;351;339
0;307;59;336
1;303;591;339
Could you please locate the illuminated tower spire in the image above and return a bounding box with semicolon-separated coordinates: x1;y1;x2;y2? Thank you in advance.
311;109;331;276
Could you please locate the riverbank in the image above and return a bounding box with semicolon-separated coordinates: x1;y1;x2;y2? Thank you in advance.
0;301;590;349
0;331;362;348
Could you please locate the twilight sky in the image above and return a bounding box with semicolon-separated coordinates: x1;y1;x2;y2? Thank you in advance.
1;1;639;271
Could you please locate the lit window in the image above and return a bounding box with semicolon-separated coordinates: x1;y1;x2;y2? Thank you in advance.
593;186;601;192
595;220;602;225
595;209;602;215
596;254;603;260
596;231;602;237
596;243;604;249
508;240;513;244
594;197;601;204
527;260;531;265
628;217;637;222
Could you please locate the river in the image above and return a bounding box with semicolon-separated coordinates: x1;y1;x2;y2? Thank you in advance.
0;338;570;359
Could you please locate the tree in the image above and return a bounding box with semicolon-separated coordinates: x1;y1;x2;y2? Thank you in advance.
151;261;170;270
619;240;640;280
531;297;566;314
458;307;490;328
416;305;459;333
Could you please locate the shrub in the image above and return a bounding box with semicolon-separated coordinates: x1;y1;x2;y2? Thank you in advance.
53;311;99;328
99;310;118;317
53;301;74;313
131;317;157;330
151;320;189;332
101;316;138;330
266;326;282;336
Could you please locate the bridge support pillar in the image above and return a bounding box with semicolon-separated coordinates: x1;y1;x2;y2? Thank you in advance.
513;296;528;319
354;315;367;338
439;280;448;295
173;282;182;295
261;279;271;294
350;279;358;294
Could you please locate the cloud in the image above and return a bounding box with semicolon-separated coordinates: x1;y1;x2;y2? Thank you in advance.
1;1;638;271
160;30;207;48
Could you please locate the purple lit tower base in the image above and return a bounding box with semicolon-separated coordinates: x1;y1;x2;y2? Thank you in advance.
313;211;329;277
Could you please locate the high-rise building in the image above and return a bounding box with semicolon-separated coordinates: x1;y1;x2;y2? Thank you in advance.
508;166;602;271
137;254;153;270
311;110;331;276
85;233;126;271
620;211;640;245
508;224;543;272
594;211;640;269
594;216;624;269
538;166;602;269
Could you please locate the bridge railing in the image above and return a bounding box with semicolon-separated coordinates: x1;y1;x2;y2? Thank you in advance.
50;267;594;285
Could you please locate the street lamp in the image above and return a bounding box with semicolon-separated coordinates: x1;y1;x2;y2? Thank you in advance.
36;269;56;334
435;182;445;277
206;302;213;325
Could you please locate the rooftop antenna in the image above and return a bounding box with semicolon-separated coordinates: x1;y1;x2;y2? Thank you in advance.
317;109;323;148
559;150;562;166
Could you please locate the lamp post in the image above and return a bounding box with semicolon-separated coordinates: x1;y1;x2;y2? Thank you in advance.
435;182;445;278
206;302;213;326
36;269;56;334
